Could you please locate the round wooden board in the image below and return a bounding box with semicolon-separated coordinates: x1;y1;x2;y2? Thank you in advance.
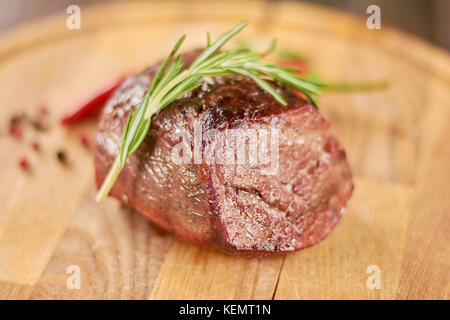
0;0;448;300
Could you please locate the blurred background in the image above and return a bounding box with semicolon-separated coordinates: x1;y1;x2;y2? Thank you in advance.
0;0;449;51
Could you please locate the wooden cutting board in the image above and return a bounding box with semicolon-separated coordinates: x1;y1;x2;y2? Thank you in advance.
0;0;448;300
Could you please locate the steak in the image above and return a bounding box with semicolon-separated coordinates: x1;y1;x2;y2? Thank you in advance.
95;50;353;256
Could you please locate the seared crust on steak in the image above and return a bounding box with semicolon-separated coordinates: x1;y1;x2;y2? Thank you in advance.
95;50;353;256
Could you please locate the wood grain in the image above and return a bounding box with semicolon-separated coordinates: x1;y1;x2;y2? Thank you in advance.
0;281;33;300
30;188;173;299
0;0;448;299
274;177;412;300
395;82;450;299
150;241;283;300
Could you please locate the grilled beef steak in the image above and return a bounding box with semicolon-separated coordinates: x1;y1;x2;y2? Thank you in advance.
95;51;353;256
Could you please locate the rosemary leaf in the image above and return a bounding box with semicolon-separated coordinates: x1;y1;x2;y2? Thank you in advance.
229;67;286;105
189;22;248;72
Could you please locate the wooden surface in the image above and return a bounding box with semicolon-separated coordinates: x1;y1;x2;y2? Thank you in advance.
0;0;448;300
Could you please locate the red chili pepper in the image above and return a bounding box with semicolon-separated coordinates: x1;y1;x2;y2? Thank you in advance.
276;58;308;76
277;58;310;99
61;75;127;125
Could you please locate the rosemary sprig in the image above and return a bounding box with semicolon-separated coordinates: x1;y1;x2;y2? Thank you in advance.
304;72;388;92
322;79;388;91
96;22;322;202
